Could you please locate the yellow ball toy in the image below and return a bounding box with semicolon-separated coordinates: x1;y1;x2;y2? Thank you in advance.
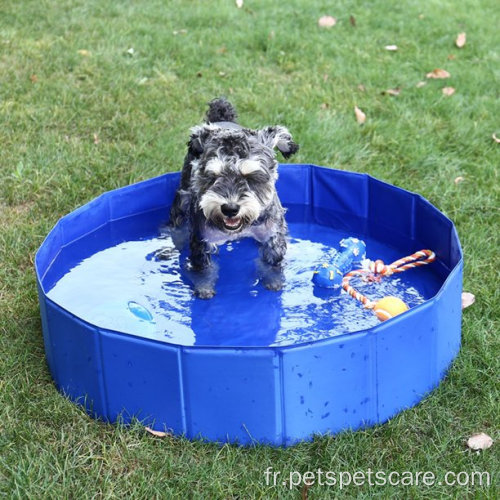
373;296;409;321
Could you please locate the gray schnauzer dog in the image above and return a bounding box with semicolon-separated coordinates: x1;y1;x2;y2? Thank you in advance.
167;98;299;298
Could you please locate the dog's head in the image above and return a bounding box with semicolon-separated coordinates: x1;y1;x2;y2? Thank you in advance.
189;123;299;233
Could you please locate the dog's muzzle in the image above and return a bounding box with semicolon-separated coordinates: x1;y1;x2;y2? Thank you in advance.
221;203;242;231
222;216;242;231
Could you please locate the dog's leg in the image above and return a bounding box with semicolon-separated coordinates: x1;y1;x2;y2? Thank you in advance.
154;187;190;260
259;229;287;291
167;188;191;251
167;144;200;250
261;232;287;266
189;219;218;298
190;232;212;270
170;190;187;229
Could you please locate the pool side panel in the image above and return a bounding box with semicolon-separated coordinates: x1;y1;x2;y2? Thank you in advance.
36;221;64;289
435;263;463;378
53;225;112;287
308;167;369;235
415;195;453;269
367;177;416;251
181;348;282;445
280;332;377;446
276;163;312;206
109;208;169;242
311;167;369;219
375;300;439;423
44;301;108;419
108;175;173;221
59;193;110;245
99;330;184;434
38;287;57;382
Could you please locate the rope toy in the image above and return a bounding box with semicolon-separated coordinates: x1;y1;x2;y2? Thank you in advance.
342;249;436;321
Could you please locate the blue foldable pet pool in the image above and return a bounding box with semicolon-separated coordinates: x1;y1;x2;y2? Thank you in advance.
35;164;463;446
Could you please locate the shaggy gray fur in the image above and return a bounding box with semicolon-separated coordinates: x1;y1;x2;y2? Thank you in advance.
168;98;299;298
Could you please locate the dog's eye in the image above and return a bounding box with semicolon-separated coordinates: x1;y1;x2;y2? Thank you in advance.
245;170;270;184
204;158;224;176
232;145;247;157
203;170;220;180
240;159;263;176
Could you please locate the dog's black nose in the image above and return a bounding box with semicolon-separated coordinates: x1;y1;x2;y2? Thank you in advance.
221;203;240;217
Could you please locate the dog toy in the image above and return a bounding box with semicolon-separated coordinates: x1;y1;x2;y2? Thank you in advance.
342;249;436;321
373;296;409;321
312;237;366;288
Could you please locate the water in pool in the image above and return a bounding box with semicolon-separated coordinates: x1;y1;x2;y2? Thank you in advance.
47;214;442;347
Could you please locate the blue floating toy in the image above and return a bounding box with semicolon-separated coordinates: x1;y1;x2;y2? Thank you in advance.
127;301;154;322
312;237;366;288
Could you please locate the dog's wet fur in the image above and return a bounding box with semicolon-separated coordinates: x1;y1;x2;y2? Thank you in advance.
167;98;299;298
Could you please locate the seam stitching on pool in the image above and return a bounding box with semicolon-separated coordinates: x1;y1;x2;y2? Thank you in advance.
279;350;286;446
308;163;314;212
373;332;380;424
178;347;188;436
96;327;111;421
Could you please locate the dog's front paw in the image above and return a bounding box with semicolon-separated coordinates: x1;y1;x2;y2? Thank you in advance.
154;246;177;260
264;280;283;291
195;287;216;299
261;271;284;292
257;260;285;292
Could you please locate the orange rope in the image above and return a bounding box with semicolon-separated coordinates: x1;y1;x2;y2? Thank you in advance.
342;249;436;309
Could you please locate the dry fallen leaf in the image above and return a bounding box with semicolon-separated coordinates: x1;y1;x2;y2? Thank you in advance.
461;292;475;309
447;54;456;60
442;86;456;96
467;433;493;451
416;81;427;88
492;133;500;143
318;16;337;28
358;84;366;92
30;74;38;83
383;87;401;96
78;49;91;57
320;103;329;110
323;74;329;82
385;45;398;51
456;32;466;48
454;176;464;184
301;483;311;500
426;68;450;79
354;106;366;124
93;133;100;145
350;15;356;27
145;426;170;438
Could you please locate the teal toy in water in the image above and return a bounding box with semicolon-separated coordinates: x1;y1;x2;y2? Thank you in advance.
312;237;366;288
127;301;154;322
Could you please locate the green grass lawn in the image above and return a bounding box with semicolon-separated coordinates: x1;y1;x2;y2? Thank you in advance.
0;0;498;497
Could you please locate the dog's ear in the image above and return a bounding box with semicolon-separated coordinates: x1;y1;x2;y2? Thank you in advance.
257;126;299;159
188;126;210;157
